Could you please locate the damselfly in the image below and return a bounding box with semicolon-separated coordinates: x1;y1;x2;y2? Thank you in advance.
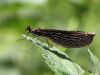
26;26;95;48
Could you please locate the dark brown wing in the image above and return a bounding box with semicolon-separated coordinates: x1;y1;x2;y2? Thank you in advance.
46;30;95;48
31;28;95;48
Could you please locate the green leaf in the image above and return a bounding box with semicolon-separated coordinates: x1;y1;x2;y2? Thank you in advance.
88;49;100;75
22;34;85;75
42;47;85;75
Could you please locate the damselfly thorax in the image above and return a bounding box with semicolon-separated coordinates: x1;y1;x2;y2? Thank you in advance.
26;26;96;48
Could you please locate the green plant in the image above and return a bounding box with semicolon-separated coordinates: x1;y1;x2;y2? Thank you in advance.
22;34;100;75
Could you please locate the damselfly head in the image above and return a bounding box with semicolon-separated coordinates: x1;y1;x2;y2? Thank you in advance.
25;26;33;33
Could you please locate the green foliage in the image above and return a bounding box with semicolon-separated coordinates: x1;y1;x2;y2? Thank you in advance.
23;34;100;75
22;34;85;75
0;0;100;75
88;49;100;75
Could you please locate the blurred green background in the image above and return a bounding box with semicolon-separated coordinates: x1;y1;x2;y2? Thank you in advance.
0;0;100;75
